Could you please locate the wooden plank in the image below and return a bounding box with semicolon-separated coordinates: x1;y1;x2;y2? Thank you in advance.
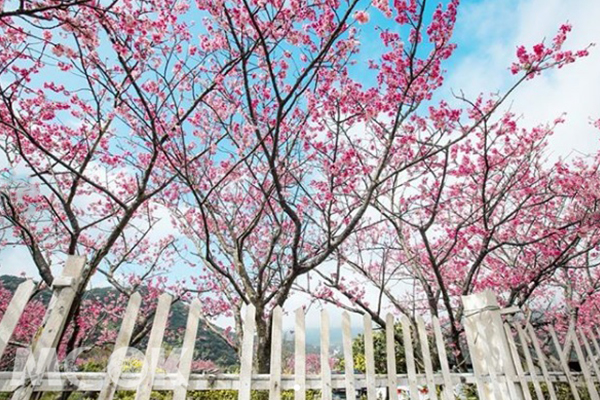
548;326;581;400
432;316;454;400
11;255;86;400
341;312;356;400
294;308;306;400
320;310;331;400
172;298;202;400
98;292;142;400
594;328;600;357
269;306;283;400
416;316;437;400
503;323;533;400
571;329;600;400
385;314;398;400
461;292;521;400
0;280;35;358
400;316;419;400
363;314;377;400
463;320;492;400
476;327;505;400
588;327;600;371
135;293;172;400
515;324;544;400
579;328;600;379
525;324;558;400
562;328;575;363
239;304;256;400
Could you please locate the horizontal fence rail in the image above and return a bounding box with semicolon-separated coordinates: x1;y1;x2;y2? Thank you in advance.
0;371;597;392
1;257;600;400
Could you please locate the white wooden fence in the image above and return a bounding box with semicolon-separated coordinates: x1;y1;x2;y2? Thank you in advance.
1;256;600;400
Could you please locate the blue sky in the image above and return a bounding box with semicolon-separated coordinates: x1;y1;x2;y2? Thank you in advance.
445;0;600;160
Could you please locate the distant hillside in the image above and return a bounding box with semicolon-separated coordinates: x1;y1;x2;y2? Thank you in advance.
0;275;238;368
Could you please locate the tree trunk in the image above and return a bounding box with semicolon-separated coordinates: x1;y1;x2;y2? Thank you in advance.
449;326;467;372
255;310;272;373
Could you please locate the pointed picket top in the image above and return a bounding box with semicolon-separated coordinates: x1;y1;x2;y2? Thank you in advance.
0;279;35;358
129;291;143;304
294;308;306;400
385;313;398;400
239;303;256;400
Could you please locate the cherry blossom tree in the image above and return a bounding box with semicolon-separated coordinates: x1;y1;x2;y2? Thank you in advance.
0;0;243;350
313;48;599;366
160;0;469;372
156;0;592;372
1;0;595;375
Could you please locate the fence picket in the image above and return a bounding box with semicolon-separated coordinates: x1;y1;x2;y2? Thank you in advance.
432;316;454;400
571;329;600;400
503;323;533;400
525;324;558;400
363;314;377;400
548;326;581;400
239;304;256;400
269;306;283;400
400;316;419;400
463;320;489;400
6;287;600;400
135;293;172;400
595;328;600;358
320;310;332;400
0;280;35;358
562;328;575;363
385;314;398;400
496;327;522;400
295;308;306;400
477;322;505;400
587;327;600;372
579;328;600;379
173;298;202;400
98;292;142;400
516;324;545;400
11;255;86;400
416;316;437;400
341;312;356;400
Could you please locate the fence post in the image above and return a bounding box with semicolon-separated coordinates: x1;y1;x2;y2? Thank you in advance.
462;290;524;400
11;255;86;400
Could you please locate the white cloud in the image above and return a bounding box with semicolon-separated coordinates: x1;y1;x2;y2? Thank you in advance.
446;0;600;160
